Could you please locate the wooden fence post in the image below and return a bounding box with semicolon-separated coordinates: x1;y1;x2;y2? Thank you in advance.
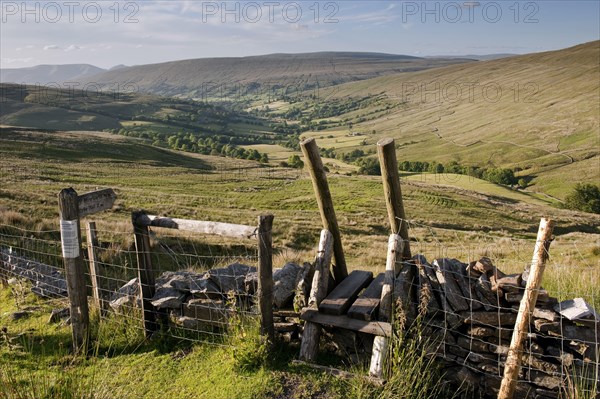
258;214;275;342
132;211;160;336
300;137;348;284
58;188;89;353
299;229;334;361
370;234;403;378
498;218;555;399
377;138;412;260
85;221;102;312
0;247;8;287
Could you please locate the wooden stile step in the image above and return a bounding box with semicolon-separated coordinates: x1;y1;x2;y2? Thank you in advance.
347;273;385;321
318;270;373;316
300;308;392;337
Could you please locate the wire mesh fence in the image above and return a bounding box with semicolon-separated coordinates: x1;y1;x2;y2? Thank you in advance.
394;218;599;398
1;216;598;397
0;219;264;347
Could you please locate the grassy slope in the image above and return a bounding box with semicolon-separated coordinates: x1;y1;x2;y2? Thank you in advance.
1;127;598;273
0;83;270;136
0;289;353;399
82;53;474;98
303;41;600;199
0;128;598;397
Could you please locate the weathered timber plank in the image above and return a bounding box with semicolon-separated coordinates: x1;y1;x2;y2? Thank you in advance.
319;270;373;316
377;138;412;260
300;138;348;283
78;188;116;217
348;273;385;321
135;214;256;239
300;308;391;337
369;235;402;379
299;229;334;362
433;258;470;312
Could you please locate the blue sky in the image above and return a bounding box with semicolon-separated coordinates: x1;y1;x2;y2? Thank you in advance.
1;1;599;68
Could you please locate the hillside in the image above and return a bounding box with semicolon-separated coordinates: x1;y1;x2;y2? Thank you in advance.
294;41;600;199
1;126;599;399
0;64;106;85
80;52;474;98
0;82;269;136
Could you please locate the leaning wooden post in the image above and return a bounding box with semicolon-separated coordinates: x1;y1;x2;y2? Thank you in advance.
300;137;348;284
132;211;160;336
258;214;275;342
58;188;89;353
498;218;555;399
299;229;334;361
85;221;102;312
377;138;411;260
370;234;403;378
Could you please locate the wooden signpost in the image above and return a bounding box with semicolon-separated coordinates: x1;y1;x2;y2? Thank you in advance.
58;187;116;353
78;188;117;217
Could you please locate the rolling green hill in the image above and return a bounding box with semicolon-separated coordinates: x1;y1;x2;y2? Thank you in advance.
291;41;600;199
0;64;106;85
0;82;270;136
81;52;474;99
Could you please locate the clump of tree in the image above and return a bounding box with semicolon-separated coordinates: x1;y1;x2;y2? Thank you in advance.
563;184;600;214
115;129;269;163
281;154;304;169
398;160;518;186
356;158;381;176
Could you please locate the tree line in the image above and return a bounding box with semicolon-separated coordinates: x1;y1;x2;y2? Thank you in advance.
113;129;270;163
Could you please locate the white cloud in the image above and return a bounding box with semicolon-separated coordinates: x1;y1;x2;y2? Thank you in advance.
43;44;61;50
1;57;34;64
64;44;81;52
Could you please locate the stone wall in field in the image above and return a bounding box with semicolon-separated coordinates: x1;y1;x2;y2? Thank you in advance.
398;256;599;398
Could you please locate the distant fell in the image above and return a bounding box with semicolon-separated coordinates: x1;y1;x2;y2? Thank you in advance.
81;52;474;98
310;40;600;198
0;64;106;85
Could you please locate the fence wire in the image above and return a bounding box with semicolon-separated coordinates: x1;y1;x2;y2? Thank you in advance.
0;220;262;348
1;216;597;397
395;218;599;398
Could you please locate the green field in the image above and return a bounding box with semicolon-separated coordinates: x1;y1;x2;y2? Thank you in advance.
260;41;600;200
1;127;599;398
1;42;599;398
1;127;598;287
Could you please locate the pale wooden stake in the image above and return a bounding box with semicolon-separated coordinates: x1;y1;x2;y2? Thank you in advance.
377;138;412;260
258;214;275;342
299;229;334;361
85;221;102;312
300;137;348;284
498;218;555;399
58;188;89;353
370;234;403;378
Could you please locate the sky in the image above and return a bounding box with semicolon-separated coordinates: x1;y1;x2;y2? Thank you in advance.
1;0;599;69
